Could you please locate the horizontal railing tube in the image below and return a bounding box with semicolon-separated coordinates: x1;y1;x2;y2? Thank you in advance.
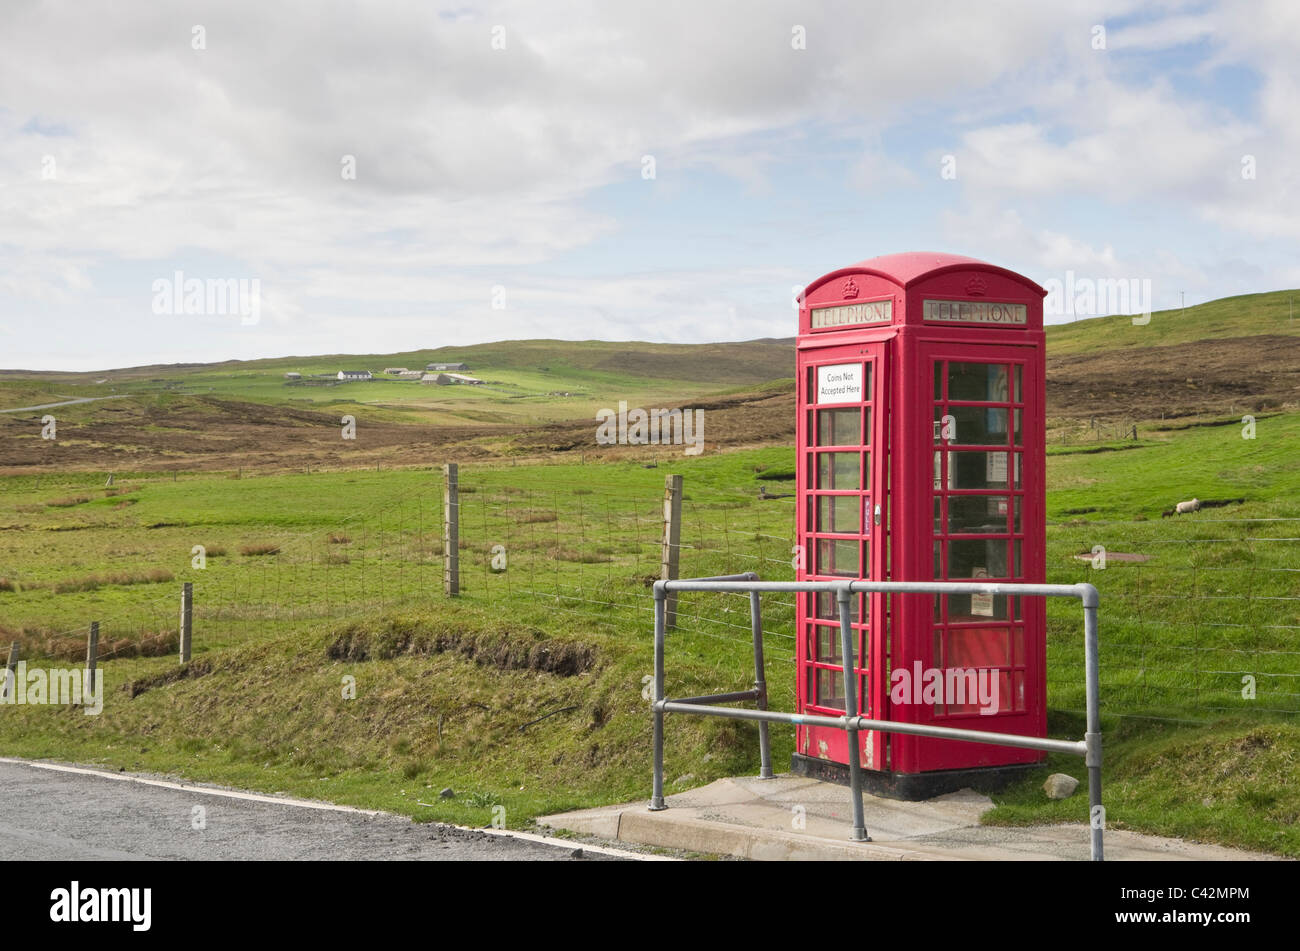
657;578;1094;602
846;716;1088;757
671;689;762;706
656;701;855;731
656;703;1087;758
849;580;1091;600
658;579;849;594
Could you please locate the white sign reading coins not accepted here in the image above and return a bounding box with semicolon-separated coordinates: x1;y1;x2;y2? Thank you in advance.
817;363;863;403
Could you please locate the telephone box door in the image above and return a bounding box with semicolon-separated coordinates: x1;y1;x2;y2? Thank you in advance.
796;342;888;770
891;340;1046;773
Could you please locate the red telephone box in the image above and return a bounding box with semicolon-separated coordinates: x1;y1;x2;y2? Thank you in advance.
793;252;1048;798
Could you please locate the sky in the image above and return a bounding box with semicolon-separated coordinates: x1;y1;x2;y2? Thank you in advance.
1;0;1297;370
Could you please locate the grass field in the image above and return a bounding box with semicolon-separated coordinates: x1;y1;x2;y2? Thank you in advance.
0;451;803;830
1;297;1298;856
1;403;1297;853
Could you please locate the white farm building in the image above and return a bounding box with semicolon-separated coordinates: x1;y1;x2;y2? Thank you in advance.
421;372;483;385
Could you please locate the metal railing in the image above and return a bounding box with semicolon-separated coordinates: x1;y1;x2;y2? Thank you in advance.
650;574;1104;861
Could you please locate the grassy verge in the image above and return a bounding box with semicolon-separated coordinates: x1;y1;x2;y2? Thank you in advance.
0;597;785;831
985;712;1300;857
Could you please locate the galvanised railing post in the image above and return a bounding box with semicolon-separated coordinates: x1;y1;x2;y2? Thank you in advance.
837;584;869;841
750;590;774;780
1081;583;1103;862
650;585;667;811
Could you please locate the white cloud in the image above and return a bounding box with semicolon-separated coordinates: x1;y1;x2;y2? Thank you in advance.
0;0;1294;367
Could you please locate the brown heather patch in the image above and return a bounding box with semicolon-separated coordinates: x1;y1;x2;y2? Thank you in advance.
1;627;177;662
45;495;91;508
52;568;174;594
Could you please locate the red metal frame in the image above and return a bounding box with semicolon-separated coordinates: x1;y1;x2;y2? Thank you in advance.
796;253;1047;777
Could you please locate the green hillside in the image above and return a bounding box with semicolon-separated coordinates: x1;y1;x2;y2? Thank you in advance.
0;338;793;388
1045;288;1300;357
0;338;796;431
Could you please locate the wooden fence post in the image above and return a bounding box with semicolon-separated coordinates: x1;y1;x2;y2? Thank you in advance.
179;582;192;663
661;474;683;630
443;463;460;596
86;622;99;692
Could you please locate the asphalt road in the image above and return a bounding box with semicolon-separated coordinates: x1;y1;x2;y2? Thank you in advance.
0;394;132;414
0;760;620;861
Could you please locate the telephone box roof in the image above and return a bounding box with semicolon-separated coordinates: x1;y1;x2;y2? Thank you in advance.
805;251;1046;298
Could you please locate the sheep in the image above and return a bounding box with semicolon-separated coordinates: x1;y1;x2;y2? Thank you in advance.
1175;498;1201;514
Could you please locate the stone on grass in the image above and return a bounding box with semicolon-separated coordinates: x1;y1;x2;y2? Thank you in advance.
1043;773;1079;799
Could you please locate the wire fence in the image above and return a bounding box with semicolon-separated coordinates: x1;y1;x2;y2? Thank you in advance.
452;478;800;667
4;464;1296;725
1044;516;1300;720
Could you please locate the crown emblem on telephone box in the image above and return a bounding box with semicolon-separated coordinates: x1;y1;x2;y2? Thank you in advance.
842;278;859;299
965;276;988;296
